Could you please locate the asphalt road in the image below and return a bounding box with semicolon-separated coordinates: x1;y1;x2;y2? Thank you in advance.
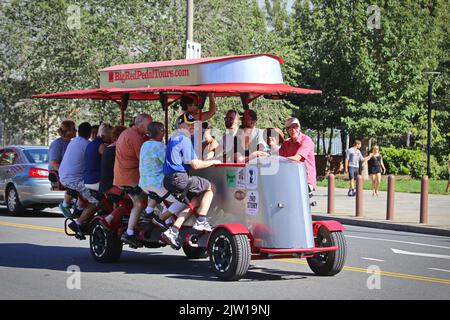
0;207;449;300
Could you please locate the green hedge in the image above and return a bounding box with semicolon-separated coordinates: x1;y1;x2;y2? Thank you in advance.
380;146;446;179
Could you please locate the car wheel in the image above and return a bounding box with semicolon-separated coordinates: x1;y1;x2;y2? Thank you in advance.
6;186;25;215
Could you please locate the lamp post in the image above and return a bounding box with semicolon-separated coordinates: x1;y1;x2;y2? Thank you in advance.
424;72;440;177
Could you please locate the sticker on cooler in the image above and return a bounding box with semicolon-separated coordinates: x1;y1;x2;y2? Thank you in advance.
246;191;259;216
226;169;237;188
236;167;246;189
246;166;258;189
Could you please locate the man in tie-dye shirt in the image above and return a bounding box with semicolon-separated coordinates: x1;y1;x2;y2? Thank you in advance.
139;122;186;229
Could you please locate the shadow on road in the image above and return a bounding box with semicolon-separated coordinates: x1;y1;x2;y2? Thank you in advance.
0;243;315;282
0;207;62;218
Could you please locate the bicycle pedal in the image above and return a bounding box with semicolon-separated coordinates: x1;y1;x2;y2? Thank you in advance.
75;234;86;240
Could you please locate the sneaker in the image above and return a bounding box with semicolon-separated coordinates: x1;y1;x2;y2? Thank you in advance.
141;212;156;222
68;221;86;240
152;216;168;230
192;219;213;232
162;228;181;250
59;202;74;218
347;190;353;197
121;232;141;248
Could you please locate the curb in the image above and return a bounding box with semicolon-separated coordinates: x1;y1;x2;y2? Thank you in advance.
312;214;450;237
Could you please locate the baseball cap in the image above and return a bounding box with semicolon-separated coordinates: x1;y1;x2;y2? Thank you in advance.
285;117;300;129
176;112;195;127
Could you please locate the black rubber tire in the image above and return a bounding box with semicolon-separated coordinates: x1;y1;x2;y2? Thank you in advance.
307;228;347;276
182;244;208;259
208;229;250;281
89;221;123;263
6;186;26;215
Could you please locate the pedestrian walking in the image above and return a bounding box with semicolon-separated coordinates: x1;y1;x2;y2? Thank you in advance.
367;144;386;197
344;140;371;197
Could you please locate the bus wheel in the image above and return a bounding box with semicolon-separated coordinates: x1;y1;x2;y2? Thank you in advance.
307;227;346;276
90;221;122;263
208;229;250;281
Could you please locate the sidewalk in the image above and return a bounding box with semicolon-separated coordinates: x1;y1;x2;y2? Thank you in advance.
311;186;450;234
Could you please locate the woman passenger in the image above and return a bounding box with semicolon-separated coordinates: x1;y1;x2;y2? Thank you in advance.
367;145;386;197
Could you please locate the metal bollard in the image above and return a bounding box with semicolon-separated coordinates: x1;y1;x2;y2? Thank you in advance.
420;176;429;224
356;175;363;217
386;175;395;220
327;174;335;214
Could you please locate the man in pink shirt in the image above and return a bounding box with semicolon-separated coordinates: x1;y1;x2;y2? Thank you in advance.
278;117;316;192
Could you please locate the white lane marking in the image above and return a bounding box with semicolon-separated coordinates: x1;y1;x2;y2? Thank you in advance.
428;268;450;273
346;235;450;250
361;257;385;262
391;248;450;260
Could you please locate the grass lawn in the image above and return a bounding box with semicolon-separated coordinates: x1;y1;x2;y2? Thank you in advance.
316;176;449;195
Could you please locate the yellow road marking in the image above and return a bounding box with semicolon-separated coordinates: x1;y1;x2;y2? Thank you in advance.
0;221;65;233
1;220;449;285
281;258;450;286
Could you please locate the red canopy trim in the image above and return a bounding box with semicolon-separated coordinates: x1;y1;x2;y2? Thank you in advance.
32;83;321;101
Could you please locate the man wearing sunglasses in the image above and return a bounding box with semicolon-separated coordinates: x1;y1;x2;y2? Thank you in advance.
279;117;316;192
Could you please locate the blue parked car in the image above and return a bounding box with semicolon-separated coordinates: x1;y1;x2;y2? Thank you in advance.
0;146;65;215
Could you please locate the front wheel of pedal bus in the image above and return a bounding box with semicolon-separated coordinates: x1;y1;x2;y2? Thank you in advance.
208;228;251;281
307;227;347;276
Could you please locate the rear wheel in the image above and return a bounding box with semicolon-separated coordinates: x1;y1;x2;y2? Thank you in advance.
182;244;208;259
90;220;122;263
6;186;25;215
208;229;250;281
307;227;346;276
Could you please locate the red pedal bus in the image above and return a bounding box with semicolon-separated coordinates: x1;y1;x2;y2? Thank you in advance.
34;54;346;281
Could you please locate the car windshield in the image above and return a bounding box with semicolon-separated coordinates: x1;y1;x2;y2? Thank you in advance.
23;149;49;164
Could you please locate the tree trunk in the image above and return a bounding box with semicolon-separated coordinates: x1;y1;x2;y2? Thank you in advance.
322;132;326;156
340;128;346;157
316;131;320;154
327;127;333;155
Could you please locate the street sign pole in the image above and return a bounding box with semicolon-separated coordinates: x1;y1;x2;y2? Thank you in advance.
427;79;432;177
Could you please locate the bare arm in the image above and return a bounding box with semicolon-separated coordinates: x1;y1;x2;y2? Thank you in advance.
189;158;221;170
49;160;60;170
344;159;349;172
98;143;107;155
286;154;303;162
194;94;216;121
380;156;386;173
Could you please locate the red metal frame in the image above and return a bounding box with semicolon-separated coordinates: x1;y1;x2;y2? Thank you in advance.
213;223;251;235
258;247;338;254
213;163;246;167
312;221;345;234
